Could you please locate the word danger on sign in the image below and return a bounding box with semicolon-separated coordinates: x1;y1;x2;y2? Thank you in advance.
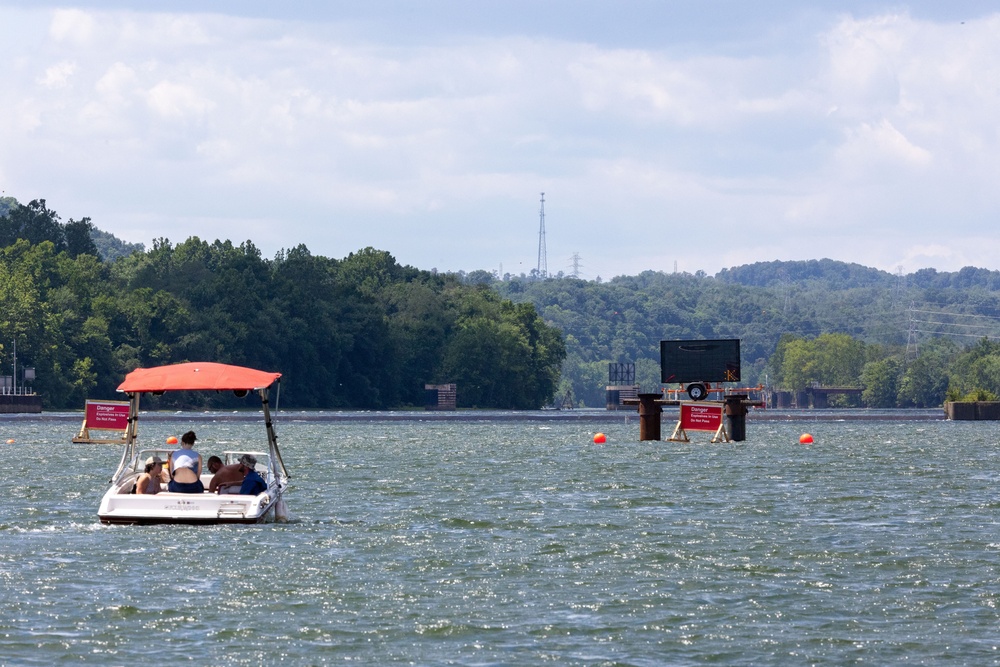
680;402;723;431
85;400;130;430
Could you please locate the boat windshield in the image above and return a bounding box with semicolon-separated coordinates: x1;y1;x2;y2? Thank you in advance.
132;449;176;473
220;451;271;472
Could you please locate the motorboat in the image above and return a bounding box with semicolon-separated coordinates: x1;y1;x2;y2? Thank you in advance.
98;362;289;525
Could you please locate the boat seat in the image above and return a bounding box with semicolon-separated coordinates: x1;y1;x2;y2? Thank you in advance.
156;491;214;497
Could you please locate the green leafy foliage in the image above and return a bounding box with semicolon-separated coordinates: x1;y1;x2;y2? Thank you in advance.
5;196;1000;410
499;262;1000;408
955;388;1000;402
90;228;144;262
0;202;566;410
861;357;902;408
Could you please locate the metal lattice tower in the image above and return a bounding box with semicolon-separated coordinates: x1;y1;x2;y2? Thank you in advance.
537;192;547;278
894;265;905;309
905;302;919;363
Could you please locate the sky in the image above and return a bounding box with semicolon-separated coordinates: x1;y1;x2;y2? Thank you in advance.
1;1;998;279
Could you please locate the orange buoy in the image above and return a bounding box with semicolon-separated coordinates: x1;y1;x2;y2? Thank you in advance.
5;439;14;444
593;432;607;444
799;433;814;444
166;435;178;445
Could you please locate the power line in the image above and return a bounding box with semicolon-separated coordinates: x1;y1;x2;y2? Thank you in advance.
907;304;1000;360
909;329;997;338
909;319;998;331
908;308;1000;319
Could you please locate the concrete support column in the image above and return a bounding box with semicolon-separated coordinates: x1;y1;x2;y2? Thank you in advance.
724;395;748;442
637;393;663;441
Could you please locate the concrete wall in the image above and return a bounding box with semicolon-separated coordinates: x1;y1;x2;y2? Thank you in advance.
944;401;1000;420
0;395;42;414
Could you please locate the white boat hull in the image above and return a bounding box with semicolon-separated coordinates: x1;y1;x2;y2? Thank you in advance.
98;474;281;525
97;363;290;526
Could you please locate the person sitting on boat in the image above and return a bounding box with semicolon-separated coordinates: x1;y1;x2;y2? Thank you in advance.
207;456;245;494
170;430;203;478
206;455;223;474
167;454;205;493
238;454;267;496
135;456;164;494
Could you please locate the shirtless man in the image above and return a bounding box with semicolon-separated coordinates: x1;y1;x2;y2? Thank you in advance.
206;456;224;474
208;459;245;493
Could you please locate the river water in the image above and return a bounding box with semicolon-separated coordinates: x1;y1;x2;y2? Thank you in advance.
2;410;999;665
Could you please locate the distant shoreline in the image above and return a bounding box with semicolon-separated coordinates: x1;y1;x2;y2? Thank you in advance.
6;408;946;423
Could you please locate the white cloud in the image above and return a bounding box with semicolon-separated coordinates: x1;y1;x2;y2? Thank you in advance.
145;79;215;119
37;60;77;89
49;8;96;44
1;5;1000;277
95;62;138;101
836;118;932;172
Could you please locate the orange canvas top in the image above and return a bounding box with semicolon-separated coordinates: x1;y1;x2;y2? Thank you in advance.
117;362;281;393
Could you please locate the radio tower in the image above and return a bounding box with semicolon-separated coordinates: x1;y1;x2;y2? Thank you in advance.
536;193;548;278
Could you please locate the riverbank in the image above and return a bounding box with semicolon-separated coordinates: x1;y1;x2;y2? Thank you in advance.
7;407;946;424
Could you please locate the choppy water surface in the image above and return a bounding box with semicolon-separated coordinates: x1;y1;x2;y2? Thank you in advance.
2;412;1000;665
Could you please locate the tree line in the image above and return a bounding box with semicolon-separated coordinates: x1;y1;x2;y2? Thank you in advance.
0;198;564;410
491;262;1000;408
5;196;1000;410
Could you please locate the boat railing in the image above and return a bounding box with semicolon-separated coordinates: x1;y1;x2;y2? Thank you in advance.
0;386;36;396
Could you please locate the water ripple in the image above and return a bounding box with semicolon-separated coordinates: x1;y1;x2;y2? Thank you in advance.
1;417;1000;664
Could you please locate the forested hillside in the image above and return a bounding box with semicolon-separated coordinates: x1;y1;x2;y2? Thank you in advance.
494;262;1000;408
0;199;563;410
4;195;1000;410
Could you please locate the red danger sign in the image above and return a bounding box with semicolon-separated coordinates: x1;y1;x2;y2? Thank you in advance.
680;402;723;431
85;400;130;430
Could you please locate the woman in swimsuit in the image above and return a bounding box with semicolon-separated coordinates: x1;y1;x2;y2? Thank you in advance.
168;454;205;493
136;456;164;495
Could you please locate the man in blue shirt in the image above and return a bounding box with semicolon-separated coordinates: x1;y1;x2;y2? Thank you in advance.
238;454;267;496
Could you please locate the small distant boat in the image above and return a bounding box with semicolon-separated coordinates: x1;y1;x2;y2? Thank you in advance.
97;362;289;525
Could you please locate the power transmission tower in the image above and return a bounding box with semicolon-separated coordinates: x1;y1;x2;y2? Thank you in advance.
894;265;905;309
536;192;547;278
905;303;919;363
570;252;582;278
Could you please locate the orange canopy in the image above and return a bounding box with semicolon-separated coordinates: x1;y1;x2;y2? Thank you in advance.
117;362;281;393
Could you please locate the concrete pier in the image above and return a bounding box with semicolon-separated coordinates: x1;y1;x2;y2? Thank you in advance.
0;395;42;414
944;401;1000;420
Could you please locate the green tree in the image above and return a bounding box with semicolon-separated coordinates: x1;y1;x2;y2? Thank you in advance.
0;196;16;219
775;333;865;392
441;317;530;407
64;217;99;258
897;340;956;408
777;337;818;390
946;337;1000;400
812;333;866;386
440;290;564;409
383;279;454;405
0;200;65;250
91;227;144;262
861;357;902;407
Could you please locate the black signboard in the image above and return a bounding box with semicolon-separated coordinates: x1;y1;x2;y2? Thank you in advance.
660;339;741;384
